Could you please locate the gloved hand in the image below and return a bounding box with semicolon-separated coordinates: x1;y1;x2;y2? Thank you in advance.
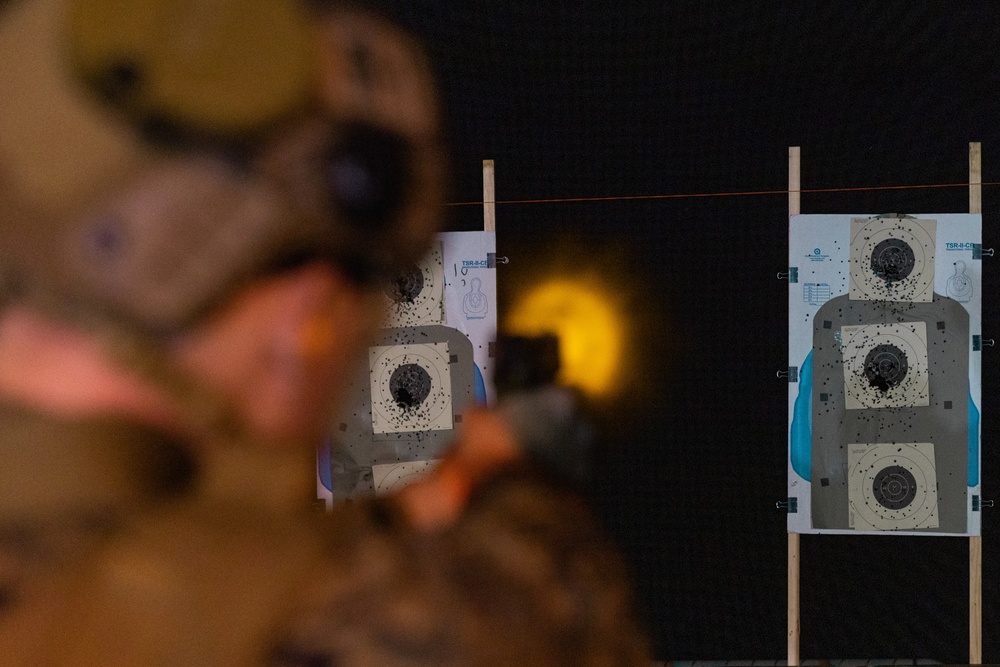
398;386;594;530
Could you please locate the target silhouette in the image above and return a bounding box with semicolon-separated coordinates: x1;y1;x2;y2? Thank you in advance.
382;245;444;326
369;342;453;434
849;217;936;302
841;322;929;410
848;442;939;531
372;460;438;495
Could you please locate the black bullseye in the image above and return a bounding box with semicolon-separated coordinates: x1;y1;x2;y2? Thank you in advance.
389;363;431;409
871;238;916;283
872;465;917;510
863;343;908;392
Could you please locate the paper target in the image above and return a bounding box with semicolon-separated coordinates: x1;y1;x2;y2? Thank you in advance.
841;322;929;410
332;326;476;477
372;460;438;495
369;342;453;434
789;213;980;536
849;217;936;302
848;442;939;531
321;232;497;503
382;245;444;327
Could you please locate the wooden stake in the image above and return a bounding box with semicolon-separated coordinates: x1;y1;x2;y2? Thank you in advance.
788;533;800;666
789;146;801;218
788;145;801;667
969;141;982;665
970;142;982;215
483;159;496;232
971;535;982;664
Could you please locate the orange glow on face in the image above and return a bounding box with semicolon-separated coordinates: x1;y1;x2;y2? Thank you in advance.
505;279;624;398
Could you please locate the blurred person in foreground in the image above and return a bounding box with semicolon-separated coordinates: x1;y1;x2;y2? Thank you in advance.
0;0;649;664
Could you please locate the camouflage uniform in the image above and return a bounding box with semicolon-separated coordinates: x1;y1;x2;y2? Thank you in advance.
0;1;649;664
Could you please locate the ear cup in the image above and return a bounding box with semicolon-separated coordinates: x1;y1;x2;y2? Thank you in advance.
314;6;447;271
848;443;939;531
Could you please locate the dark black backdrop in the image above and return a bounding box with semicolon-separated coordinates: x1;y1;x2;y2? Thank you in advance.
376;2;1000;662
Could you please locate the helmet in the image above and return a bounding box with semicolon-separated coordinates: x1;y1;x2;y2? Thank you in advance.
0;0;446;334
